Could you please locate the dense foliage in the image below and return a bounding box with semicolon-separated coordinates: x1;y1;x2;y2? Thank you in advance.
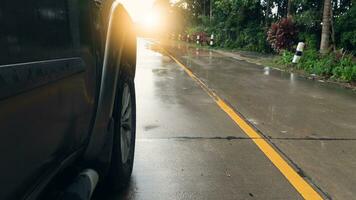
171;0;355;54
163;0;355;82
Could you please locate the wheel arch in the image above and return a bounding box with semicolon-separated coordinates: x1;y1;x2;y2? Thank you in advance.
83;1;136;175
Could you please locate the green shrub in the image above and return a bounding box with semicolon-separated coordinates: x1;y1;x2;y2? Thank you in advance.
267;18;298;53
278;50;294;65
298;32;319;50
312;55;334;76
333;56;356;81
297;49;319;72
187;26;205;35
223;27;271;53
279;49;356;82
299;51;335;77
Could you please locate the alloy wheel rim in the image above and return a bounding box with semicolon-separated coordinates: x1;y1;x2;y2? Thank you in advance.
120;83;132;164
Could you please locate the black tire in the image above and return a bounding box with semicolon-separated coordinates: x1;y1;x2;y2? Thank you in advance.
107;72;136;190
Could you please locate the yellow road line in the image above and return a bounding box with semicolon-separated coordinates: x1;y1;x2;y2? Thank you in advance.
165;50;323;200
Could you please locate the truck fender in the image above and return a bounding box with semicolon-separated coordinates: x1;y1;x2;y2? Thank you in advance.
83;1;134;174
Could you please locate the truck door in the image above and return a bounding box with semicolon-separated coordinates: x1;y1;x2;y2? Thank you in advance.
0;0;97;199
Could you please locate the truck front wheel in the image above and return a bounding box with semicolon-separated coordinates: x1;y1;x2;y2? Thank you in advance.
108;71;136;190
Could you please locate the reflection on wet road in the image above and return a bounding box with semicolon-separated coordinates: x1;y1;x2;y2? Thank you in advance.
99;39;356;200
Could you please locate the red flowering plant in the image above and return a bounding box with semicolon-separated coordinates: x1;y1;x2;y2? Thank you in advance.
267;18;298;53
191;32;210;45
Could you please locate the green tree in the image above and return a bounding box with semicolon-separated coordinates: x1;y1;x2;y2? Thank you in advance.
172;0;355;53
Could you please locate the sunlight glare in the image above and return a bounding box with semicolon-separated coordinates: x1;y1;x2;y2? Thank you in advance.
120;0;170;34
143;12;160;28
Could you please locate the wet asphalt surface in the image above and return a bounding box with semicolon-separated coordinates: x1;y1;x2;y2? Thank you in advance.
100;39;356;200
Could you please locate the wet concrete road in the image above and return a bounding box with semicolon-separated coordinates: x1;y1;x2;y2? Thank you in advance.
158;40;356;200
100;39;356;199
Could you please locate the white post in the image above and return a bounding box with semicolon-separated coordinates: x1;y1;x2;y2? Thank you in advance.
210;34;214;46
197;35;200;45
292;42;305;64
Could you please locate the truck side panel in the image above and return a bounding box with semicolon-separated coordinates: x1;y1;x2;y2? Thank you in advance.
0;0;98;199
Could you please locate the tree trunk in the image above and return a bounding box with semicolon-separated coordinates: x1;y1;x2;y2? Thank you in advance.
266;0;270;26
287;0;293;17
203;0;206;16
320;0;331;54
210;0;213;21
330;3;336;51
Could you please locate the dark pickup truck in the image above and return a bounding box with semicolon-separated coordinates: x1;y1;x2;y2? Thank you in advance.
0;0;137;199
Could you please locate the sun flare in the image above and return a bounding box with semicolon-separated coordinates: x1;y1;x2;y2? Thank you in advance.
143;12;160;28
120;0;170;34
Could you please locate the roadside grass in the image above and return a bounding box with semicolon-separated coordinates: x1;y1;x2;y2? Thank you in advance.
172;40;356;90
277;49;356;82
